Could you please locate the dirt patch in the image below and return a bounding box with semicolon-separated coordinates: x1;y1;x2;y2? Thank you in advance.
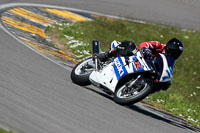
47;29;75;58
46;29;79;66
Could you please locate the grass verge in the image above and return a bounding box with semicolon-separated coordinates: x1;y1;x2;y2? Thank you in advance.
0;128;12;133
46;17;200;127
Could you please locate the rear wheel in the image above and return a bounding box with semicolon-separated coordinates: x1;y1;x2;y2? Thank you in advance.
71;57;95;86
114;76;152;105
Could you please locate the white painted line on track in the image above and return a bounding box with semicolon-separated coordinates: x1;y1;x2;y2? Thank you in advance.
0;3;76;71
0;21;72;71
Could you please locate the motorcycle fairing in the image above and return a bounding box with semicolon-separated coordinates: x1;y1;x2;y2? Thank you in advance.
89;62;118;92
159;54;174;82
89;52;151;92
113;52;151;80
113;57;128;80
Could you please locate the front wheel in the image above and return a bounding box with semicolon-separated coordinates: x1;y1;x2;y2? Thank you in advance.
114;76;152;105
71;57;95;86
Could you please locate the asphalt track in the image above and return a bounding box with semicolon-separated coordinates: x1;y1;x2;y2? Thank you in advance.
0;0;199;133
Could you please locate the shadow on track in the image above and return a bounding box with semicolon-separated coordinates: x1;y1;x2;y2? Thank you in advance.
84;86;198;133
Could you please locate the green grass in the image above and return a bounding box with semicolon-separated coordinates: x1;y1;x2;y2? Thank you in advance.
0;128;12;133
46;17;200;127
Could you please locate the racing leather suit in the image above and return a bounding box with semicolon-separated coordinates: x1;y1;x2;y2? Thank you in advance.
139;41;166;57
139;41;172;92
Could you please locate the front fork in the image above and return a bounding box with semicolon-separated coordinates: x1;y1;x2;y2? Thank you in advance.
127;74;155;90
94;55;100;71
127;75;141;88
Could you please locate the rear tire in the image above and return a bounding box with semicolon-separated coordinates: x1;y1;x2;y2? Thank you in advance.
71;57;94;86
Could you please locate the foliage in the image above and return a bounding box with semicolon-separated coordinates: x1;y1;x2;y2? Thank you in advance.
0;128;12;133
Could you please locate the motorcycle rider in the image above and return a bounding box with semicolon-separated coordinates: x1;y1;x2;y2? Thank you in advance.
139;38;184;60
98;38;183;61
140;38;184;92
98;38;184;91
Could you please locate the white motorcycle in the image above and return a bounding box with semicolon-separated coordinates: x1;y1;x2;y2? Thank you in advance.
71;40;175;105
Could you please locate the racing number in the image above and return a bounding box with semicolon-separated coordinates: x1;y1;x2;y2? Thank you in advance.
134;61;141;70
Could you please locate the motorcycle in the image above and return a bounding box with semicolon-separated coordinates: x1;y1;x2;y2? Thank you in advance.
71;40;175;105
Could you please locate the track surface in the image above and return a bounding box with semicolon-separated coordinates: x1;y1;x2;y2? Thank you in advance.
0;0;199;133
1;0;200;31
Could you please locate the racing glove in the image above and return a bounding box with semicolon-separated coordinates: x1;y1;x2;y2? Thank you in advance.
98;52;110;62
141;47;152;58
98;48;116;62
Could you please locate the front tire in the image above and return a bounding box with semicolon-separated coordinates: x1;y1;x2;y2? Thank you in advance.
114;76;152;105
71;57;94;86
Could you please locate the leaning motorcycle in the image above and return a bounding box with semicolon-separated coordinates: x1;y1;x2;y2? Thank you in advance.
71;40;174;105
